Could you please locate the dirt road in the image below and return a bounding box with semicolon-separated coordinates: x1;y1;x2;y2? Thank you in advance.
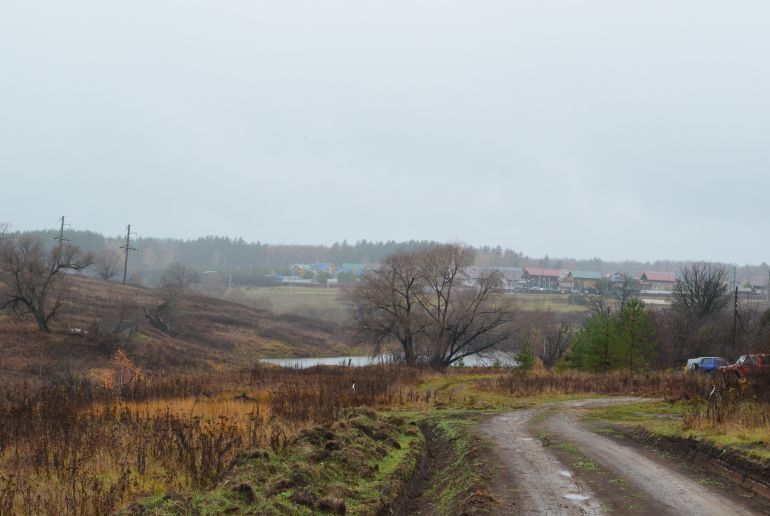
479;398;765;515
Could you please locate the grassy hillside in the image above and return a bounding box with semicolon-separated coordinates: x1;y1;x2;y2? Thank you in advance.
0;276;362;382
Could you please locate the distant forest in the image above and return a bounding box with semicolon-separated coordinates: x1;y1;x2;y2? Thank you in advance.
9;228;770;287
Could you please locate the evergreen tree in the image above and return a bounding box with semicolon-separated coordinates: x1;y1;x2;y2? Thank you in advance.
569;299;657;372
618;298;656;372
569;309;622;372
516;339;535;371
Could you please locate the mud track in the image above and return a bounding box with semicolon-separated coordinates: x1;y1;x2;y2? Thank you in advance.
479;398;767;515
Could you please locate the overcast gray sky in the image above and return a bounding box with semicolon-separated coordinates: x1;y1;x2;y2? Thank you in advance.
1;1;769;264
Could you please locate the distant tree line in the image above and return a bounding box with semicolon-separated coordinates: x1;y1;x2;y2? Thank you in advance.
7;228;769;289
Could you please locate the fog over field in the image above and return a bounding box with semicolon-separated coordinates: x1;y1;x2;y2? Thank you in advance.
2;1;770;263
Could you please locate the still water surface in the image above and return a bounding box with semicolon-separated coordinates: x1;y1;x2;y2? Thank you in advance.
259;352;516;368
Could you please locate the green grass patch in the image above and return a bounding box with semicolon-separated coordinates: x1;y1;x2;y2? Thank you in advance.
585;401;770;462
572;459;598;471
583;401;683;436
128;409;423;515
421;414;496;514
557;442;578;454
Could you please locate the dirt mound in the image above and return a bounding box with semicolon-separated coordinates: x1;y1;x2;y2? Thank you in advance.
0;275;356;381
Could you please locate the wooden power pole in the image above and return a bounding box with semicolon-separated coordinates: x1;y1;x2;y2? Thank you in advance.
120;224;138;285
52;216;70;263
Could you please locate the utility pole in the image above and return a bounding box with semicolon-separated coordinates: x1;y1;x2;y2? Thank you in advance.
120;224;139;285
732;266;738;353
733;284;739;352
52;216;70;263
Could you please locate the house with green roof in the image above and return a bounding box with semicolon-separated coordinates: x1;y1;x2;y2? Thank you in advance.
339;263;367;275
567;271;603;291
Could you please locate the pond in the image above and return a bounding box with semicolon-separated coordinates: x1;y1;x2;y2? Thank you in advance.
258;351;517;368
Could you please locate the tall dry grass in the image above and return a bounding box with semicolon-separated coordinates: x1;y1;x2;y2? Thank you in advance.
0;363;426;515
682;370;770;434
487;369;714;400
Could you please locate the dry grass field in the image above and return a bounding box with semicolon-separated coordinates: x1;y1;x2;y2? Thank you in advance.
0;276;365;383
0;357;768;514
0;364;429;514
223;286;588;320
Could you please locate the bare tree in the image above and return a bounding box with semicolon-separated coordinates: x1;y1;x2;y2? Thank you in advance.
348;244;515;367
671;262;730;320
733;300;770;355
612;273;637;310
587;294;612;316
160;262;201;295
416;244;514;367
95;249;122;281
669;262;730;361
0;236;93;332
0;222;10;241
346;252;424;363
146;262;200;333
539;321;574;368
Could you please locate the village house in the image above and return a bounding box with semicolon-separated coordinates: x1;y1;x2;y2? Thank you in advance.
523;267;564;290
311;262;336;276
289;262;337;279
567;271;603;292
497;267;524;290
289;263;314;277
640;272;677;292
339;263;367;276
461;266;523;290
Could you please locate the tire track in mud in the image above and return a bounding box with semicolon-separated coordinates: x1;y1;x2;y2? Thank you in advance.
548;402;760;516
479;398;763;516
478;401;624;515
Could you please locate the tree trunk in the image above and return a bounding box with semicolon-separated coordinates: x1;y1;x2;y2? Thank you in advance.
35;312;50;333
402;336;415;365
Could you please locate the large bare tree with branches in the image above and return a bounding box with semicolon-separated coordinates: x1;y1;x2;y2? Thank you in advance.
347;252;424;363
348;244;515;367
669;262;730;360
672;262;729;320
0;236;93;332
417;245;514;367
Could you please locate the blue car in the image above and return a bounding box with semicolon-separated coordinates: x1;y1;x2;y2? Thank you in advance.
684;356;729;373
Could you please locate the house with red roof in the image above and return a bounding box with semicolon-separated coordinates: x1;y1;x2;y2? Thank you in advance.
640;272;677;292
523;267;565;291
